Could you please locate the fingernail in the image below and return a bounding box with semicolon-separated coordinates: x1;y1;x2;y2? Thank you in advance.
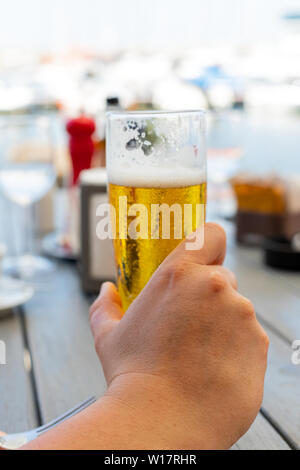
100;282;109;295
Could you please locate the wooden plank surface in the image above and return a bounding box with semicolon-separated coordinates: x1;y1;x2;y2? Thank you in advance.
262;328;300;449
220;220;300;449
23;262;107;423
225;244;300;343
0;313;37;433
0;195;37;433
222;220;300;340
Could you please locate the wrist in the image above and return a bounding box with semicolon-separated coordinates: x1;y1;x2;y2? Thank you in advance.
103;372;221;450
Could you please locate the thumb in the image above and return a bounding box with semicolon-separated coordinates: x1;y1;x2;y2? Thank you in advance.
166;222;226;267
90;282;123;342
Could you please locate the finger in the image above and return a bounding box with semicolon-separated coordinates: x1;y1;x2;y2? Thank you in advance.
167;223;227;267
90;282;123;341
0;431;5;451
90;281;122;318
206;265;238;290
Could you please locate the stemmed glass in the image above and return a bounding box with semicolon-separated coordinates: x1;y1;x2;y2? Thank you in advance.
0;114;57;278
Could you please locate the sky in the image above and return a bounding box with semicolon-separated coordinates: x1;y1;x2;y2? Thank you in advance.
0;0;300;52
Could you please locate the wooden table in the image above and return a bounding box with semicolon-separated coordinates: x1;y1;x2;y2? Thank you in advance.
0;218;299;450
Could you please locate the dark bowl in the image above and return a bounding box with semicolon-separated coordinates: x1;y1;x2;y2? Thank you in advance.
263;236;300;271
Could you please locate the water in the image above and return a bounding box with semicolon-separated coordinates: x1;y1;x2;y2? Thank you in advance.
0;162;56;206
205;109;300;217
208;110;300;175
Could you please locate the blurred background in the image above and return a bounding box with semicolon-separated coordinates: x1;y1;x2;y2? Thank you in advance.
1;0;300;278
1;0;300;169
2;1;300;173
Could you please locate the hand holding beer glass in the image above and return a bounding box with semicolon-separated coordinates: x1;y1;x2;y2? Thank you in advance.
106;111;207;310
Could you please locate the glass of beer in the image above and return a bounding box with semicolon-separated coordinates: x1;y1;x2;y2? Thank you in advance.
106;110;206;311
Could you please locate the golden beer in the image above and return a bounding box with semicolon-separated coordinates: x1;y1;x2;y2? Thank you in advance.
109;180;206;310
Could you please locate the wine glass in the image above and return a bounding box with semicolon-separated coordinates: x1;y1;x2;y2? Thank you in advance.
0;241;33;314
0;114;57;278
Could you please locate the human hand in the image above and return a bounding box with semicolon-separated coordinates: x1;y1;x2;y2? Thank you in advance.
0;431;6;451
90;223;269;449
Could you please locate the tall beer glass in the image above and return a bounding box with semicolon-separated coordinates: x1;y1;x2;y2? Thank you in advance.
107;110;206;311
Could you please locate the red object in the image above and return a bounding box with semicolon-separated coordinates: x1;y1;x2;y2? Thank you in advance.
66;115;96;185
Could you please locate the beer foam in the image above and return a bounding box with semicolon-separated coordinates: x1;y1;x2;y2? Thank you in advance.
108;165;206;188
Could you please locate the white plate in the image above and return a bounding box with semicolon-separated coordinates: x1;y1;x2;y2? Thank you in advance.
0;277;34;314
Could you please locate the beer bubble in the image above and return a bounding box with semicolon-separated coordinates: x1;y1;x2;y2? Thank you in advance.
126;138;140;151
127;120;138;130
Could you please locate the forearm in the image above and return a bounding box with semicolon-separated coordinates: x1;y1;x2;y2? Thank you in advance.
22;396;149;450
22;375;221;450
22;396;172;450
